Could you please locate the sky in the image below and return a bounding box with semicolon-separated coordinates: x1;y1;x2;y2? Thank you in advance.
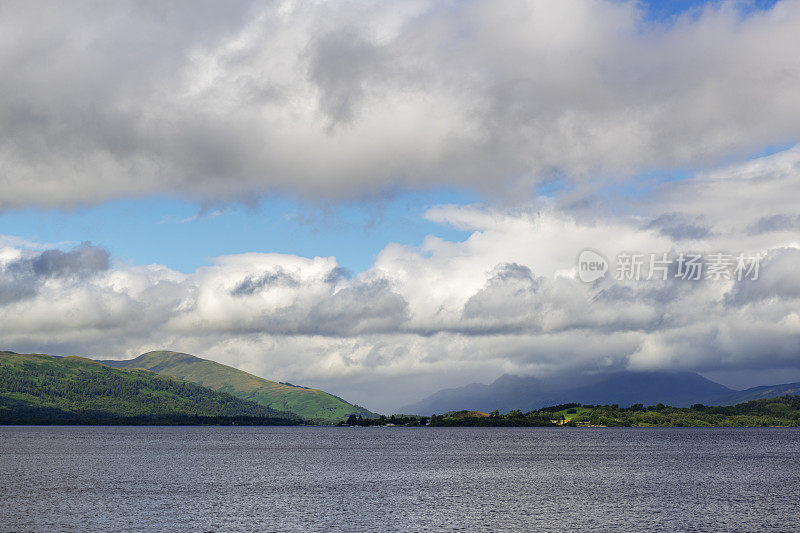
1;0;800;412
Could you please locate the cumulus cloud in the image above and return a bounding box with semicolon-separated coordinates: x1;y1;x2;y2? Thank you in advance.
1;0;800;208
0;242;109;304
2;147;800;410
29;243;110;278
461;263;546;334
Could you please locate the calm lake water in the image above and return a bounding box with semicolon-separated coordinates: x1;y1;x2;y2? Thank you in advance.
1;426;799;532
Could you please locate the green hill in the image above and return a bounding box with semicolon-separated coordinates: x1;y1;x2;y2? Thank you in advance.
423;396;800;427
100;351;377;423
0;351;300;425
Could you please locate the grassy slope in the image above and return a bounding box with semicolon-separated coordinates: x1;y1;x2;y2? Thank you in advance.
548;407;590;421
0;351;298;424
102;351;376;422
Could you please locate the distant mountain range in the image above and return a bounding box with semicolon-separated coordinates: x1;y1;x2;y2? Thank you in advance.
399;371;800;415
99;350;376;422
0;351;299;425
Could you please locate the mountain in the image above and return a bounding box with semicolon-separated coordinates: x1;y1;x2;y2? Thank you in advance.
398;371;770;415
713;382;800;405
0;351;300;424
99;351;376;422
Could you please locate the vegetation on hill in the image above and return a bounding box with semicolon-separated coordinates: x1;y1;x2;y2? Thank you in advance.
429;409;554;427
0;351;301;425
101;351;376;423
338;413;429;427
339;397;800;427
563;397;800;427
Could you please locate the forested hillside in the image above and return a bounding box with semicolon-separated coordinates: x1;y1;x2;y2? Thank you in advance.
0;351;300;425
101;351;376;423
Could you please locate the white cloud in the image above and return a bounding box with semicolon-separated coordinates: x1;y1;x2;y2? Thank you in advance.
2;147;800;410
1;0;800;208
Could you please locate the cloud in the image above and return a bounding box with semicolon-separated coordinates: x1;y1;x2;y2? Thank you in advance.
0;243;110;304
179;209;223;224
644;213;712;241
0;236;73;250
231;267;301;296
725;247;800;304
2;0;800;208
0;269;37;305
461;263;546;334
747;214;800;234
1;150;798;411
30;243;110;278
306;278;410;336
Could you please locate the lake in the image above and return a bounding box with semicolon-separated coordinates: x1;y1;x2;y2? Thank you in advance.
1;426;799;532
